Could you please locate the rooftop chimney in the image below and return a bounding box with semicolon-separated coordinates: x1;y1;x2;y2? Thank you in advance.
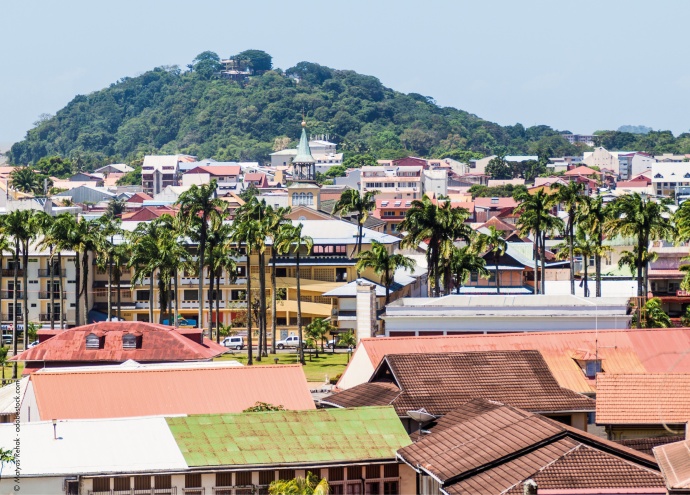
356;280;377;341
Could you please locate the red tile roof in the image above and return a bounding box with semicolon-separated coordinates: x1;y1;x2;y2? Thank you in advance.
341;328;690;395
243;173;268;187
597;373;690;425
31;364;315;420
12;322;226;372
126;192;153;203
565;165;602;176
479;215;517;232
618;436;684;456
398;399;664;495
326;351;594;416
121;205;177;221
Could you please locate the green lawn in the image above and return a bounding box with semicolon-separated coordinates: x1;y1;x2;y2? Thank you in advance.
215;350;350;382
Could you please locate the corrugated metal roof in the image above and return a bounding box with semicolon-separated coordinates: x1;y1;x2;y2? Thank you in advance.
31;364;315;420
0;417;187;476
348;328;690;395
597;374;690;425
654;439;690;490
167;406;410;467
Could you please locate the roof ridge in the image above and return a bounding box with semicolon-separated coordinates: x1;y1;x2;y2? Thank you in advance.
499;443;583;495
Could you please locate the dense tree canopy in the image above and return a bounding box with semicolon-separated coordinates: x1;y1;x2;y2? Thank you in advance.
9;52;690;170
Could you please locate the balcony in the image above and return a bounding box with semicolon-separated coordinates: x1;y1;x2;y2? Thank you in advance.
88;489;177;495
0;269;23;277
39;313;66;322
0;291;23;299
38;268;66;277
39;291;66;299
1;315;22;321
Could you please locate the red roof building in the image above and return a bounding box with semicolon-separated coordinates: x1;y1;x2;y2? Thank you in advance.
243;172;269;188
185;165;241;180
121;205;177;221
26;363;315;420
12;322;227;374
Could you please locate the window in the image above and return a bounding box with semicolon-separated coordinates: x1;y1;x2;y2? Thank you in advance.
154;475;171;490
136;290;150;302
275;268;287;277
92;478;110;492
113;477;130;491
216;472;233;487
122;334;139;349
185;473;202;488
183;290;198;301
133;476;151;490
235;472;252;486
470;271;478;282
231;289;247;300
584;360;602;378
85;333;101;349
236;266;247;277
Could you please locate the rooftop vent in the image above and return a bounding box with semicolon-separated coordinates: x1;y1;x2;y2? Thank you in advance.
491;197;499;204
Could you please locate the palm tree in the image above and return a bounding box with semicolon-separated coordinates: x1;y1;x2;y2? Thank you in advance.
399;195;471;297
606;193;672;297
0;222;10;338
555;181;585;295
128;221;162;323
356;241;415;306
306;318;332;357
449;246;490;294
213;242;237;342
176;180;225;329
4;211;27;377
514;189;562;294
556;227;600;297
42;214;79;329
332;189;378;256
74;219;102;324
476;226;507;293
632;297;671;328
96;215;122;320
10;167;43;195
275;223;313;365
265;205;291;354
578;195;610;297
36;214;58;328
269;471;329;495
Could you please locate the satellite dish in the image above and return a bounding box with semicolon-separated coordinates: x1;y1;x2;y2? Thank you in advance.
406;408;437;424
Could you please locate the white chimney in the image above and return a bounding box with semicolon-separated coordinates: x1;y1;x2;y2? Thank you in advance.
356;280;377;342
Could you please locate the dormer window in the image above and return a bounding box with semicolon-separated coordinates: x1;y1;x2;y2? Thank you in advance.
85;333;102;349
654;173;663;178
122;334;138;349
584;360;602;378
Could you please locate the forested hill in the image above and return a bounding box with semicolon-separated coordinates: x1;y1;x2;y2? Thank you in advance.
9;51;689;168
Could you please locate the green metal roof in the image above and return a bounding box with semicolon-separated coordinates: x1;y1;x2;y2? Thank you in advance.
166;406;411;467
293;127;315;164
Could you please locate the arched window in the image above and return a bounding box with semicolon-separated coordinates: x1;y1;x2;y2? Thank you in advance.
85;333;101;349
307;193;313;205
299;192;306;205
292;193;298;204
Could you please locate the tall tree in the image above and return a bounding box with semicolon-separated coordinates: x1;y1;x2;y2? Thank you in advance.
9;167;46;195
514;189;562;295
607;193;672;298
128;221;163;323
176;180;225;331
448;245;490;293
355;241;415;306
265;205;291;354
96;215;122;320
399;195;471;297
332;189;378;257
275;223;313;365
554;181;585;295
578;195;610;297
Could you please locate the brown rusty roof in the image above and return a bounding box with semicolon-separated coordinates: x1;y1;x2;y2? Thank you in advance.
597;373;690;425
398;399;664;494
320;381;401;409
654;438;690;490
31;364;315;420
329;350;595;416
618;436;685;456
13;322;226;372
349;328;690;395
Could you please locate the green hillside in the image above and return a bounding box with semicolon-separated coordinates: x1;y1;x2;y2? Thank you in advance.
10;50;688;169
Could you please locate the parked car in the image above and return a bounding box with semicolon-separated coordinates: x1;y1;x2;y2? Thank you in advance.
221;336;245;350
326;338;350;349
276;335;306;350
28;340;39;348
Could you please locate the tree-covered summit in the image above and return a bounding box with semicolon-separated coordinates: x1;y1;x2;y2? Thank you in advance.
9;50;689;169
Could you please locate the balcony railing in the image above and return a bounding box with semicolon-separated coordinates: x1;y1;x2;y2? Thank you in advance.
1;314;22;321
38;292;66;299
0;291;23;299
38;268;66;277
0;269;23;277
39;313;65;321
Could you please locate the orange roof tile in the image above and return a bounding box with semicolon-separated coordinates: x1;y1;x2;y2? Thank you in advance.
654;438;690;490
31;364;315;420
345;328;690;395
565;165;602;176
597;373;690;425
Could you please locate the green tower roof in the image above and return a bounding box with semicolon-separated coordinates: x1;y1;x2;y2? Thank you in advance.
292;122;315;165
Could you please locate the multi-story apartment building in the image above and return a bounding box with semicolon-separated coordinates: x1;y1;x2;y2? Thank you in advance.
141;155;196;196
0;245;81;329
360;165;423;200
92;219;405;341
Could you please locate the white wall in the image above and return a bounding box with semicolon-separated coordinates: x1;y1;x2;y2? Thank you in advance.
0;476;65;495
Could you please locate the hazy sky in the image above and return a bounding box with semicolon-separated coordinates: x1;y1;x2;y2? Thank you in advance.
1;0;689;151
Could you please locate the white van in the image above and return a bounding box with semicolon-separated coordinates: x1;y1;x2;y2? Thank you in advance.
221;336;245;350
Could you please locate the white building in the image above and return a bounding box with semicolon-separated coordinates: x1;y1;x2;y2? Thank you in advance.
360;165;422;200
270;140;343;173
141;155;196;196
381;294;632;336
422;168;448;196
651;161;690;196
